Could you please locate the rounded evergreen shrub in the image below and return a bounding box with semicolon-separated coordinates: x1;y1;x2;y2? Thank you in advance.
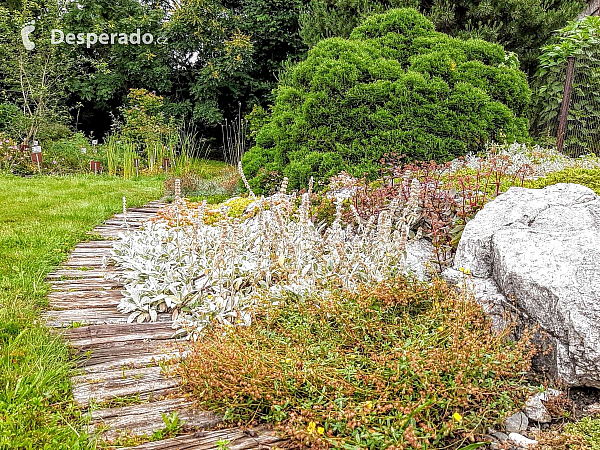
242;8;531;193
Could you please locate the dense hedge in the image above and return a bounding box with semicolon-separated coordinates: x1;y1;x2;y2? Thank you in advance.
241;8;531;193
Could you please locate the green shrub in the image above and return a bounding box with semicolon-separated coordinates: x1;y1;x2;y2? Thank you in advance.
36;122;73;143
43;133;97;173
242;8;531;194
525;168;600;194
0;103;23;137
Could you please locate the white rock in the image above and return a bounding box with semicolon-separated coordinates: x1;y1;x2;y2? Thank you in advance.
445;184;600;388
508;432;538;448
525;389;563;423
404;239;435;281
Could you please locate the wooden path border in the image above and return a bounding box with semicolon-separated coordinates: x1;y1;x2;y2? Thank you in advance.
43;200;286;449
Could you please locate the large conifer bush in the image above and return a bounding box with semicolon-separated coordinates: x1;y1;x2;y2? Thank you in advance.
242;8;531;193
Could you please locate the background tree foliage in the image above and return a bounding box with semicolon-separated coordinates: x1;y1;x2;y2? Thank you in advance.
531;15;600;155
0;0;72;142
242;8;531;193
0;0;587;147
1;0;307;140
222;0;308;112
299;0;586;74
61;0;171;134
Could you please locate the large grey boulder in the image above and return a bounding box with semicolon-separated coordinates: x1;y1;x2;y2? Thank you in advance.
405;239;435;281
444;183;600;388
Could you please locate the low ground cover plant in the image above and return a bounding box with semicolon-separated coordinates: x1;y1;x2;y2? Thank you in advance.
304;148;531;269
526;168;600;194
111;147;600;337
179;276;534;449
305;144;600;268
538;416;600;449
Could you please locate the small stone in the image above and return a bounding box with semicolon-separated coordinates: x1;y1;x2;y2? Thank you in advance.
524;389;563;423
525;396;551;423
508;432;538;448
491;431;509;442
505;412;529;433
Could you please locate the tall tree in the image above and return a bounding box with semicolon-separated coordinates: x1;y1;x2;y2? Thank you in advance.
61;0;172;134
227;0;308;108
163;0;253;126
0;0;73;142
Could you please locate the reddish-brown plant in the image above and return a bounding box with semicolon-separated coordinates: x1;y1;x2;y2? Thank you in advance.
179;277;534;449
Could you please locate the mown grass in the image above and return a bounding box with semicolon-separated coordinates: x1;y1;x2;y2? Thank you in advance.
0;174;163;449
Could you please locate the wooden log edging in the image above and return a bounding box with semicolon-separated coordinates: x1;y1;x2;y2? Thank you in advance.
43;200;286;449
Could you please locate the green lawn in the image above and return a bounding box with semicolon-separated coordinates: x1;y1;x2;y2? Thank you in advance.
0;174;163;449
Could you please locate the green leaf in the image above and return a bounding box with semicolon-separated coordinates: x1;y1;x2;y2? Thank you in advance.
459;443;488;450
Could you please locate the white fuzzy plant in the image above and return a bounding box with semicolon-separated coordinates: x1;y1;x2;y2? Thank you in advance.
451;142;600;178
109;168;422;338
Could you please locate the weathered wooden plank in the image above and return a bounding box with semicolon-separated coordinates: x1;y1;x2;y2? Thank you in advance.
227;433;286;450
78;350;183;375
67;255;107;263
72;366;180;407
125;208;162;213
121;427;284;450
64;322;176;348
74;241;115;248
91;398;222;441
51;281;120;293
70;248;113;255
105;219;147;225
43;309;171;327
69;249;111;255
62;260;106;268
74;339;182;372
49;289;122;305
120;429;246;450
49;289;122;300
92;230;134;239
51;278;118;286
49;300;119;311
92;226;132;232
46;267;116;280
43;309;122;327
48;290;119;300
67;253;111;260
110;212;154;217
